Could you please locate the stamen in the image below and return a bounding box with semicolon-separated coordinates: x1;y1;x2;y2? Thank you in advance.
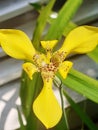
32;50;68;82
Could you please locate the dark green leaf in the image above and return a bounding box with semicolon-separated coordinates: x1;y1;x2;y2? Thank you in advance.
63;90;98;130
20;72;43;130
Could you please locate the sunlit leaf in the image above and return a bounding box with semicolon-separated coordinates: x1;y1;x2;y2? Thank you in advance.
45;0;83;40
57;68;98;103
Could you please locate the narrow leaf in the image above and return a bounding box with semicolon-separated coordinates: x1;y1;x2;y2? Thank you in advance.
63;90;98;130
57;68;98;103
32;0;56;50
48;14;77;36
45;0;83;40
20;72;43;117
20;72;43;130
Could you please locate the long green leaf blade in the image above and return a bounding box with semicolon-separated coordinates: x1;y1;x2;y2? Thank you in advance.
20;72;43;130
45;0;83;40
63;90;98;130
20;72;42;117
48;14;77;36
32;0;56;50
57;68;98;103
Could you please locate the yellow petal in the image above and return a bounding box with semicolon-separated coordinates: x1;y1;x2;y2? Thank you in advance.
59;61;73;79
60;26;98;54
41;40;58;50
33;79;62;128
0;29;36;60
22;62;38;80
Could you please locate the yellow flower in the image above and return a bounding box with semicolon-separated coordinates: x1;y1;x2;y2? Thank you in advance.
0;26;98;128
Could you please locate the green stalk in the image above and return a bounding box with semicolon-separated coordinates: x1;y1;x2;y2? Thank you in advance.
32;0;56;50
59;85;69;130
54;79;69;130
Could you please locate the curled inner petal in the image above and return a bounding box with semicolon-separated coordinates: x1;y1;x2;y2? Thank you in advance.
23;62;38;80
41;40;58;62
59;61;73;79
41;40;58;51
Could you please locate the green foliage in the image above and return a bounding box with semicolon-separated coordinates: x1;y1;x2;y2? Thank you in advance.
63;90;98;130
32;0;56;50
20;72;43;130
57;69;98;103
45;0;82;40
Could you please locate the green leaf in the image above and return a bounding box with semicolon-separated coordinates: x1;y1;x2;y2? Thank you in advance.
20;72;43;130
57;68;98;103
53;80;69;130
63;90;98;130
32;0;56;50
88;46;98;63
20;72;43;117
45;0;83;40
47;14;77;36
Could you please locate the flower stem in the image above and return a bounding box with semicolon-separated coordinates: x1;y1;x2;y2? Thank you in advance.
54;78;69;130
59;82;69;130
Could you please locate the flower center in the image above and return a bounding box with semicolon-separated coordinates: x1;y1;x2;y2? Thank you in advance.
32;51;67;81
41;62;57;81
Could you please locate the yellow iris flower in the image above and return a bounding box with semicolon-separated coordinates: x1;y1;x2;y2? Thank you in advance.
0;26;98;128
